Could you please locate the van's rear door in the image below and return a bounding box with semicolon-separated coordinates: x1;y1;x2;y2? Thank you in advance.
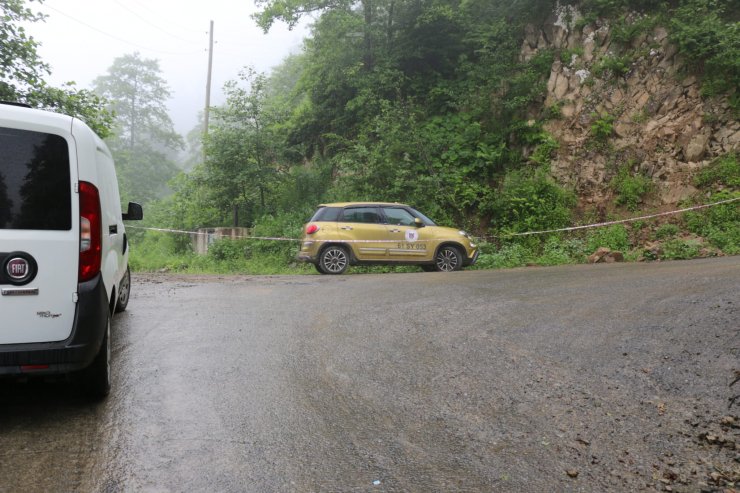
0;125;79;344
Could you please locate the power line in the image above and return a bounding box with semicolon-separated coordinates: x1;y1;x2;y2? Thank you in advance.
110;0;204;45
41;4;198;56
125;0;207;34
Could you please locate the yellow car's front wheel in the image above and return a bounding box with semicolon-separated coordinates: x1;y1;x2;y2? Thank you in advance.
435;246;463;272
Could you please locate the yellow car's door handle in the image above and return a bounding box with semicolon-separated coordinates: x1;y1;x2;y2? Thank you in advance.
341;226;353;231
389;229;401;233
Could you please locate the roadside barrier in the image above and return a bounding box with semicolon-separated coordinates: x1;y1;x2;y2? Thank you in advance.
127;197;739;244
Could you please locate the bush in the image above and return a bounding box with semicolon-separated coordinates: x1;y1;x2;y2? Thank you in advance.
208;238;252;261
592;54;633;79
670;0;740;102
529;133;560;167
474;242;535;269
586;224;630;252
489;169;576;236
662;238;701;259
590;112;615;144
535;236;585;265
685;191;740;254
611;165;653;211
611;14;658;45
655;223;680;239
695;153;740;188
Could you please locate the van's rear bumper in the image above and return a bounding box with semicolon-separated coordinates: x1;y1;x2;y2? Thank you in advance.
0;274;108;376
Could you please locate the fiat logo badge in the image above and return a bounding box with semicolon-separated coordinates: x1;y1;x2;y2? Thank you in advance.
6;257;30;281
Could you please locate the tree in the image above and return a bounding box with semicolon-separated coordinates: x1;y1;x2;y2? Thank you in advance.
0;0;113;136
0;0;48;102
93;52;182;151
203;68;284;226
94;53;183;203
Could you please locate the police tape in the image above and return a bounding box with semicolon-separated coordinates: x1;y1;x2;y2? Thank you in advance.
126;225;301;242
485;197;739;240
126;196;739;243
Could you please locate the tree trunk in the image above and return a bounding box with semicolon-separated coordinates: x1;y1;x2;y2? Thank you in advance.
363;0;374;70
233;204;239;227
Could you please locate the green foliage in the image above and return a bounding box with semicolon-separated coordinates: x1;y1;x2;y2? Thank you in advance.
490;169;576;236
94;53;183;204
535;236;583;265
655;223;679;239
543;101;564;120
200;68;287;225
694;153;740;188
529;133;560;167
684;191;740;254
589;112;615;143
586;224;630;252
611;14;658;45
559;47;584;65
581;0;664;17
24;82;115;138
661;238;701;259
473;242;534;269
94;53;183;152
0;1;113;136
250;210;308;261
208;238;252;261
611;164;653;210
128;230;311;275
0;0;48;101
669;0;740;101
592;54;633;79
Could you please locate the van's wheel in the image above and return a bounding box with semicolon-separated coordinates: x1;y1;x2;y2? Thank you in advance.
435;246;463;272
319;246;349;275
115;266;130;313
83;314;111;399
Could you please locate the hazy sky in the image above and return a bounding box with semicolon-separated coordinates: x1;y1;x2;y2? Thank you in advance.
25;0;310;135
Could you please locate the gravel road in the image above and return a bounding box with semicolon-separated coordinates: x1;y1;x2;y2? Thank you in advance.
0;257;738;492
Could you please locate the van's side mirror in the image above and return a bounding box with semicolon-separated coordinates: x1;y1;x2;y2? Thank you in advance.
414;217;424;228
122;202;143;221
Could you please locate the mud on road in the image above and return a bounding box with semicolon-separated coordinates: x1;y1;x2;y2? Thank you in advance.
0;257;738;492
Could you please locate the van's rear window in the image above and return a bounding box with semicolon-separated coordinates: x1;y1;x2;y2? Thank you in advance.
0;128;71;230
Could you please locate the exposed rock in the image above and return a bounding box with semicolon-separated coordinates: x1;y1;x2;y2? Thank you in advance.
684;134;710;162
554;73;570;99
588;247;623;263
604;251;624;263
526;7;736;207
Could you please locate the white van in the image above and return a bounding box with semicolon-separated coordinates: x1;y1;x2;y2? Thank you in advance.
0;102;142;398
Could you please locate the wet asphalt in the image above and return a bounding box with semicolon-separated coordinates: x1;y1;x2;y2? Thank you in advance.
0;257;738;492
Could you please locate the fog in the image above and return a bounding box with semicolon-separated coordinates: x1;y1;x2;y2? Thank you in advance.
26;0;310;136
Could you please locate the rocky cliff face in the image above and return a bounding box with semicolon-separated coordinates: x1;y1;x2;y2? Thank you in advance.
522;4;739;206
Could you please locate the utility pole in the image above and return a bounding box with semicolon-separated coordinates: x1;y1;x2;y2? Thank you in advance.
204;20;214;141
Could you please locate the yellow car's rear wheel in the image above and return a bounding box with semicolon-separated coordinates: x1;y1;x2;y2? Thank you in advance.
319;245;349;274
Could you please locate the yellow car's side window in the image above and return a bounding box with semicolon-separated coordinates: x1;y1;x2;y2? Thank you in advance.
342;207;381;223
382;207;416;226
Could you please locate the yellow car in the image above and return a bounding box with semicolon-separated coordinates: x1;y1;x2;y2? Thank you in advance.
297;202;479;274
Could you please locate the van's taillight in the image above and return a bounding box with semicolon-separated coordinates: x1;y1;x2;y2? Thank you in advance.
306;224;320;235
79;181;102;282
